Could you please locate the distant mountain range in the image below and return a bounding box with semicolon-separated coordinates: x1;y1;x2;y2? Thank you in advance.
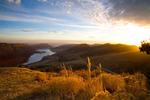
1;43;150;77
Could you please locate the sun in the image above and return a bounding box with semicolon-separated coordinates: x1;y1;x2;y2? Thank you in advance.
110;23;150;46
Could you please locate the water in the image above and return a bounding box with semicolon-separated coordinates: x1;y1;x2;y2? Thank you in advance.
23;48;55;65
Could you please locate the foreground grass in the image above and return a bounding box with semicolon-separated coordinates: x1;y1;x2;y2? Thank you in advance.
0;67;150;100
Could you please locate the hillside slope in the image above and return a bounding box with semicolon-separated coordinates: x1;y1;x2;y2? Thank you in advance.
0;43;53;67
29;44;148;72
0;67;149;100
0;43;35;67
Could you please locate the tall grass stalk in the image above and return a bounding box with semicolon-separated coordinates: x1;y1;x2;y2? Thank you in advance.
87;57;91;80
61;63;68;77
96;63;104;91
69;66;72;72
91;63;106;100
98;63;104;91
68;66;73;76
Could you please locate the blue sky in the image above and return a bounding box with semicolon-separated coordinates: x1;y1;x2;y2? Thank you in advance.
0;0;150;45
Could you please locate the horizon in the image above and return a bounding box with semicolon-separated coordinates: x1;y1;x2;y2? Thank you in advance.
0;0;150;46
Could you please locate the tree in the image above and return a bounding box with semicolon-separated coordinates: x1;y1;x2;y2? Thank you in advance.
139;41;150;54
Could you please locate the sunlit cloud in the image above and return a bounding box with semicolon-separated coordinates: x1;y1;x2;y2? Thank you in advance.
100;0;150;26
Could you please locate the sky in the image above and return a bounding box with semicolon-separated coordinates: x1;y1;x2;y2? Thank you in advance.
0;0;150;45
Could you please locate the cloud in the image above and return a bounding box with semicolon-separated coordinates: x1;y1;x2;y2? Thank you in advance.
62;0;150;26
38;0;48;2
0;12;101;29
58;0;111;25
57;23;100;29
0;14;64;24
101;0;150;26
21;29;35;32
6;0;21;5
3;0;150;26
6;0;48;5
20;29;62;34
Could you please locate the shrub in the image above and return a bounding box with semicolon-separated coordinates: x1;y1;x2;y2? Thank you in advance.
35;72;48;82
112;92;135;100
91;91;111;100
76;77;105;100
47;76;85;99
102;73;125;93
124;73;148;95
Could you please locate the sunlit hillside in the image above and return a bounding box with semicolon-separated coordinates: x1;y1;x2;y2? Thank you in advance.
0;66;149;100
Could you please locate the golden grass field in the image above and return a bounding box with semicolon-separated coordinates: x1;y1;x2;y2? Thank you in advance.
0;66;150;100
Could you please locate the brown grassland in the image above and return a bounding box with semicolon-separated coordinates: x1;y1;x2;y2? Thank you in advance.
0;63;150;100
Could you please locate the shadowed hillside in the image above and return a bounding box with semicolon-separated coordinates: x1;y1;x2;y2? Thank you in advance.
0;43;35;67
0;43;52;67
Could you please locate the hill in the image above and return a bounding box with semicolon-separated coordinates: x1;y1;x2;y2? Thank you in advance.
0;43;52;67
0;43;35;67
28;43;150;78
0;43;150;100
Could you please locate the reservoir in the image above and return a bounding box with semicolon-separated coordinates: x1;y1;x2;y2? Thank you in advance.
23;48;55;65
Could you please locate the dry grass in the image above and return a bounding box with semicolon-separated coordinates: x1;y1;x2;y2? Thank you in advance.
124;72;148;99
102;73;126;92
87;57;92;80
0;67;48;100
47;76;85;99
0;67;149;100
